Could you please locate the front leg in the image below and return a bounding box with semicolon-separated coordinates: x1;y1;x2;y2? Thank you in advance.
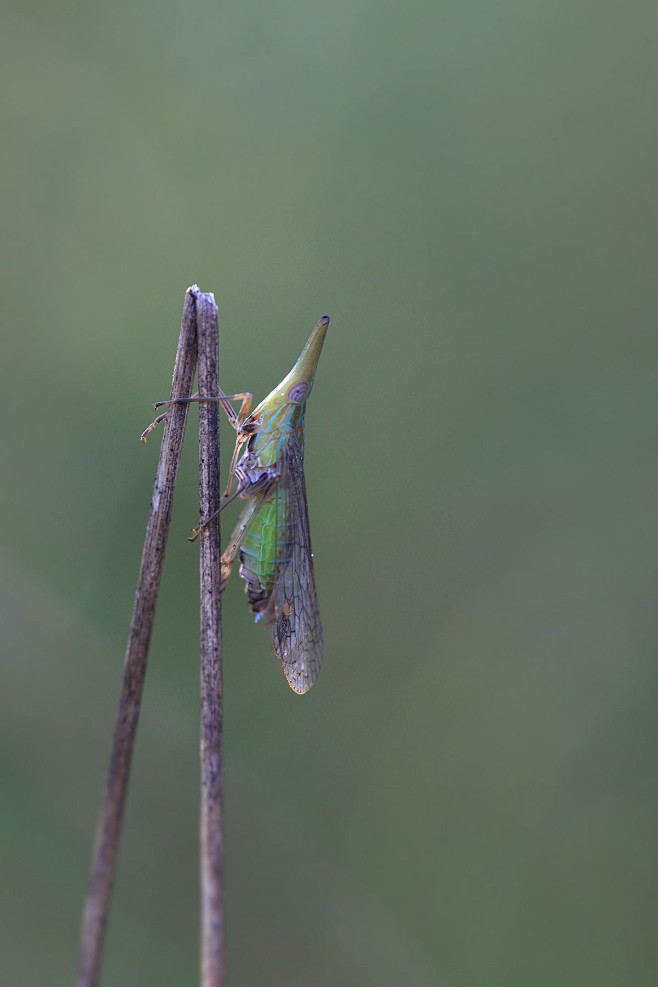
140;389;253;442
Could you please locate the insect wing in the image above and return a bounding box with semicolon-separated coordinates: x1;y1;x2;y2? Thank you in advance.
267;438;323;693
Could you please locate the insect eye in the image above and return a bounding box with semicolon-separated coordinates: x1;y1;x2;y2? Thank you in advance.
287;380;309;403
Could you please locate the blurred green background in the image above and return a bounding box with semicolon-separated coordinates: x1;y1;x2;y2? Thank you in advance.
3;1;658;984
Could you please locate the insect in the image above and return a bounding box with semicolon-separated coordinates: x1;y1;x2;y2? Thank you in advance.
143;316;329;693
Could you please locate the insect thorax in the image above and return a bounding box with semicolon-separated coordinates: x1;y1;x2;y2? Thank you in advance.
235;451;279;499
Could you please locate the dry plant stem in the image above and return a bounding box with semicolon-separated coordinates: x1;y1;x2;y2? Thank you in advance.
76;286;201;987
196;293;225;987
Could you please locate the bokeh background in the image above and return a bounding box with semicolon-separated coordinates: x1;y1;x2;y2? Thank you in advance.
3;1;658;984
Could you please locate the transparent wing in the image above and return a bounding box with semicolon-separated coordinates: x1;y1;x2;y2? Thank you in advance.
266;438;323;693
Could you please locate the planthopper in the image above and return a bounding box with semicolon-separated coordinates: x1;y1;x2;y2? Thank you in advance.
142;316;329;693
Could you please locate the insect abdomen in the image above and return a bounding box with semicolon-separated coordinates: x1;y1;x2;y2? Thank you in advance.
239;497;279;613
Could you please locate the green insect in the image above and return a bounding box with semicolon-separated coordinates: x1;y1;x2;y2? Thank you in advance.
144;316;329;693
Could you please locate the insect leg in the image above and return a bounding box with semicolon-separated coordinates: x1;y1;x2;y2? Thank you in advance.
140;390;253;442
187;486;244;542
218;489;270;595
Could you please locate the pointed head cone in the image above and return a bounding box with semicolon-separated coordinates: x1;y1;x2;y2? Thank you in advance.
257;316;330;413
285;315;330;395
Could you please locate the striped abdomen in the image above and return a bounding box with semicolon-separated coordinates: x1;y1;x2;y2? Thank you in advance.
239;494;291;614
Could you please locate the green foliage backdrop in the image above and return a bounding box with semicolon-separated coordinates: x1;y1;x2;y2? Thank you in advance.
2;1;658;984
